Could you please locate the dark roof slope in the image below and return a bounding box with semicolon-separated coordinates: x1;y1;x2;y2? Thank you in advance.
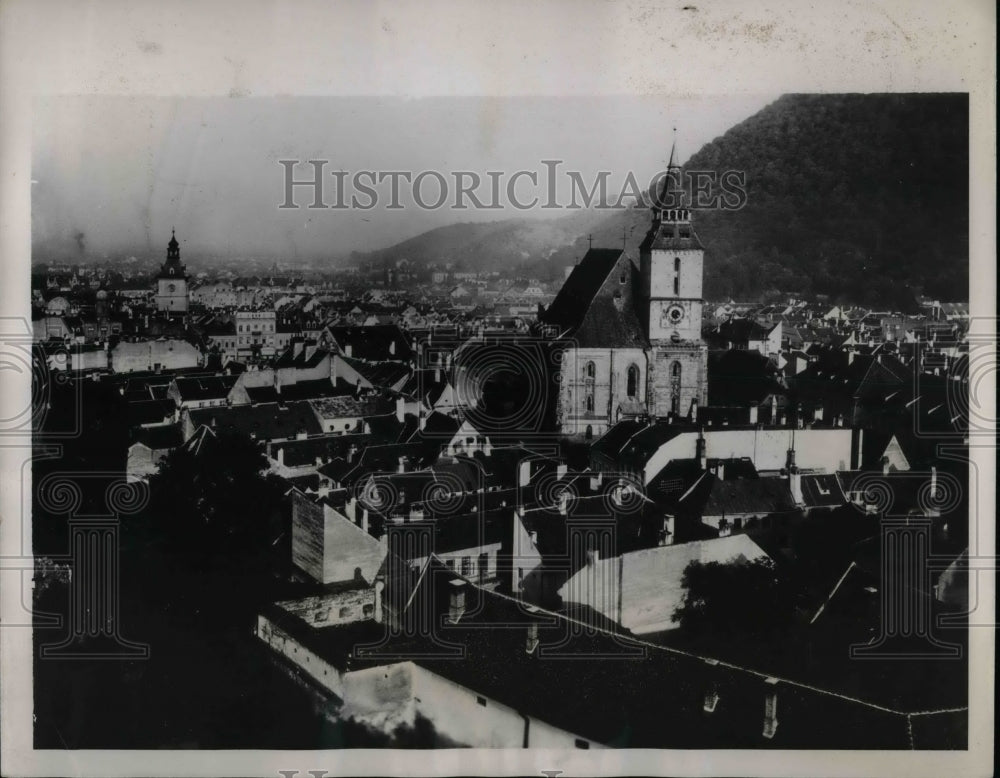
542;248;648;348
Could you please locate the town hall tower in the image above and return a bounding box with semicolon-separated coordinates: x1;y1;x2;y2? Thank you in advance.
156;229;190;314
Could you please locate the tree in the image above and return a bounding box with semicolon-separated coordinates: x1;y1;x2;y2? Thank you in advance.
672;556;796;636
127;428;289;626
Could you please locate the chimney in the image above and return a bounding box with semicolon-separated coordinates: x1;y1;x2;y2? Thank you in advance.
418;408;427;431
347;443;358;464
525;622;539;655
882;457;891;476
556;463;568;480
361;508;370;535
660;515;674;546
447;579;467;624
928;467;939;516
786;448;803;506
344;343;353;357
763;678;779;739
277;447;284;466
389;340;396;356
696;429;707;470
558;490;570;515
397;455;407;473
689;398;698;423
395;395;405;423
373;578;384;623
703;686;720;714
748;404;758;425
716;461;726;481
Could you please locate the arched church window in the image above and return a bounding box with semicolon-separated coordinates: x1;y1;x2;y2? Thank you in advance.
584;361;596;415
626;364;639;399
585;425;593;441
669;361;682;415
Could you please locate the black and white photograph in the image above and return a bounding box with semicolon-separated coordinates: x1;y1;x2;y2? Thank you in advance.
0;1;994;776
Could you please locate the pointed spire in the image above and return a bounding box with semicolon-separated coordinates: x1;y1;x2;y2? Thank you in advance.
667;126;679;170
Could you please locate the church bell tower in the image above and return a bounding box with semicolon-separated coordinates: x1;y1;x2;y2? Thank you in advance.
640;138;708;419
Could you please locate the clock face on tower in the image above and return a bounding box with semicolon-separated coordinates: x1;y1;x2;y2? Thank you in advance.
168;283;176;293
661;304;685;327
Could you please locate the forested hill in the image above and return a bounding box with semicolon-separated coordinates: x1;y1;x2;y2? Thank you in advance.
357;94;968;308
682;93;968;306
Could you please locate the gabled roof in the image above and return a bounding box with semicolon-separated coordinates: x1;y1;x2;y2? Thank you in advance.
188;401;323;441
542;249;648;348
679;474;796;517
131;423;183;451
542;248;625;332
173;374;239;401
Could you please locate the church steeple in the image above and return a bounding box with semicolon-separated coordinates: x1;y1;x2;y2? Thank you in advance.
158;228;187;283
167;228;180;261
654;129;688;222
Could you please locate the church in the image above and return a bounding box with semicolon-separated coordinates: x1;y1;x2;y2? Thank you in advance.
541;145;708;439
155;229;190;314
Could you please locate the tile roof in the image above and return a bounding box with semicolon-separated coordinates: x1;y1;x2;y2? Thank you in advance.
188;400;323;441
541;249;648;349
174;374;239;401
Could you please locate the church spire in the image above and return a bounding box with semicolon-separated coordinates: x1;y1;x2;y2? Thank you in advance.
654;127;689;222
161;228;184;277
666;126;679;171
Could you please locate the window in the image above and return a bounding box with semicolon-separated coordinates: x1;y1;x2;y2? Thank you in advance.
585;424;593;441
476;696;487;707
669;362;682;415
338;606;352;618
584;361;596;414
445;558;455;570
674;257;681;272
626;364;639;399
461;556;471;576
673;276;680;295
575;739;590;749
619;272;626;284
478;552;489;583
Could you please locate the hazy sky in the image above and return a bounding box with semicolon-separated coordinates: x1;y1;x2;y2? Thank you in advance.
32;94;776;263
